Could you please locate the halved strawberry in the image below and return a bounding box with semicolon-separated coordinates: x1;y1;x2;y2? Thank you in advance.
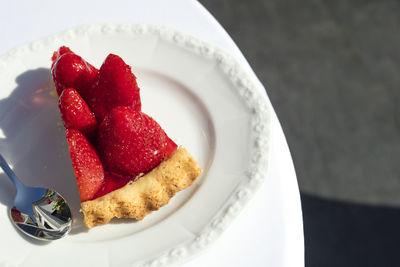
58;88;97;137
92;172;134;199
87;54;141;122
66;129;104;202
51;47;98;97
97;106;167;176
164;135;178;159
51;46;73;65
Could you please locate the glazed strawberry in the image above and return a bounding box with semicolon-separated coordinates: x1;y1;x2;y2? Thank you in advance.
51;46;73;65
51;48;98;97
87;54;141;121
93;172;133;199
164;136;178;158
98;106;167;176
58;88;97;137
66;129;104;202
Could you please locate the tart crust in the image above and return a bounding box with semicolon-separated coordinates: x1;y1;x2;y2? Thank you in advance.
81;147;202;228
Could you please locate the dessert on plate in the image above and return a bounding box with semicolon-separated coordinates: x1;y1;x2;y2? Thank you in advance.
51;46;202;228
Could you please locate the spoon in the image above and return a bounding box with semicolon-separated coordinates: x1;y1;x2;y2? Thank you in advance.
0;153;72;241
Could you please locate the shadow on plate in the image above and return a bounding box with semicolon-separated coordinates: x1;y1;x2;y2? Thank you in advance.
0;68;81;235
0;172;15;206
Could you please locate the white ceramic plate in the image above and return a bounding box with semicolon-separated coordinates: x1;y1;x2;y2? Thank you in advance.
0;24;271;267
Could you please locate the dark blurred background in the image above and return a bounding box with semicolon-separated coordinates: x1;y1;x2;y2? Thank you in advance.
199;1;400;266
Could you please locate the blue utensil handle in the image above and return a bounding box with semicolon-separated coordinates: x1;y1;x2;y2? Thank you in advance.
0;153;23;189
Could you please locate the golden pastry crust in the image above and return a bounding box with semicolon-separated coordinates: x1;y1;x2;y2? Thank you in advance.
81;147;202;228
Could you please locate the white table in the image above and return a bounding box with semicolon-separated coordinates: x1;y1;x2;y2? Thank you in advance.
0;1;304;266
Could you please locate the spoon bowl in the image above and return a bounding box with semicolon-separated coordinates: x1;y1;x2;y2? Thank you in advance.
0;154;72;241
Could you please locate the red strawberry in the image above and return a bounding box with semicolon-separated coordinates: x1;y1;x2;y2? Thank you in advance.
98;106;167;176
51;46;73;65
58;88;97;137
51;47;98;97
92;172;133;199
87;54;141;122
66;129;104;202
164;135;178;159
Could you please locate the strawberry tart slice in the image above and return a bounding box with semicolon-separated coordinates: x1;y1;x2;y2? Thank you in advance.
51;47;202;228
